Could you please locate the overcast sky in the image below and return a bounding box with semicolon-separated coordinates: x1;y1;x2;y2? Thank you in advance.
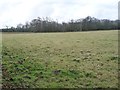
0;0;119;29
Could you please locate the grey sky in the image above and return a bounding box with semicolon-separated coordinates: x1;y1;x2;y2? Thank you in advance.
0;0;119;29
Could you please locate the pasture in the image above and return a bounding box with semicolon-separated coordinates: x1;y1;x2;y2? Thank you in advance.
2;30;118;88
0;32;2;88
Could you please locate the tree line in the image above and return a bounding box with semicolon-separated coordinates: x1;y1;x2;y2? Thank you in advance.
1;16;119;32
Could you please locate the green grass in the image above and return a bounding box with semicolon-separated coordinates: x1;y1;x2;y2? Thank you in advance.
2;30;118;88
0;32;2;88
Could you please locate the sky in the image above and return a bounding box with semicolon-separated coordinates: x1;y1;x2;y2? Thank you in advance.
0;0;119;29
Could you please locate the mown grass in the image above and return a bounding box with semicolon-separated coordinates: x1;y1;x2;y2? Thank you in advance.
2;30;118;88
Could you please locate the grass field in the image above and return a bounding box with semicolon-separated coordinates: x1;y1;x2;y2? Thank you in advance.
2;30;118;88
0;32;2;88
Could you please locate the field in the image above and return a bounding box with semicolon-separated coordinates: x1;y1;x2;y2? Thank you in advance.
2;30;118;88
0;32;2;88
